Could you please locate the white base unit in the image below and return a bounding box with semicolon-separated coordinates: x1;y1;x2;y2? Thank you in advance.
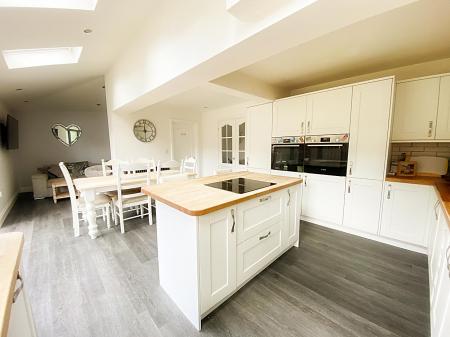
343;178;383;235
155;184;301;330
301;173;345;225
380;182;432;247
7;286;37;337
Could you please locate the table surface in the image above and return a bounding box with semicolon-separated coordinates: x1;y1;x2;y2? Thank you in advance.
142;171;302;216
0;232;24;337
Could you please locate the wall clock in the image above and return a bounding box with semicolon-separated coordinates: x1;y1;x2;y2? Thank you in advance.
133;119;156;142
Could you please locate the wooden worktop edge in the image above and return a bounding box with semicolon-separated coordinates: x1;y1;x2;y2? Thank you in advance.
143;179;302;216
0;232;24;337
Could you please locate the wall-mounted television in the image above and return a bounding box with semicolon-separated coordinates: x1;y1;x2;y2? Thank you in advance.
7;115;18;149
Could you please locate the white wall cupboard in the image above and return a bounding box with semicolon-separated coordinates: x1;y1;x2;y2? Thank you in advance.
247;103;272;171
218;119;247;171
348;79;392;180
272;96;307;136
436;75;450;140
301;173;345;225
307;86;352;135
343;178;383;235
392;76;440;141
380;182;432;247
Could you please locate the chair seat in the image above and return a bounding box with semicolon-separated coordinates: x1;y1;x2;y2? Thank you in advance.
106;188;141;199
77;194;111;208
121;194;148;206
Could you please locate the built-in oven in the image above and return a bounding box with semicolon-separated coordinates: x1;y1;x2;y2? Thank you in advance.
304;134;349;176
271;136;305;173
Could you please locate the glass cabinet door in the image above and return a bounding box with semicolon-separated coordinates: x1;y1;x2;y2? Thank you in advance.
220;122;233;165
219;119;247;169
237;119;246;169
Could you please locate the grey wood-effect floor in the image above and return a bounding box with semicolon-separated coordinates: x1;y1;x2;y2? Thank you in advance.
1;193;430;337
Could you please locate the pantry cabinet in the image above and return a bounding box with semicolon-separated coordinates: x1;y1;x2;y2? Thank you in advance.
436;75;450;140
380;182;432;246
348;79;392;180
199;207;237;313
272;96;307;136
307;86;352;135
247;103;272;171
392;77;440;141
301;173;345;225
343;178;383;235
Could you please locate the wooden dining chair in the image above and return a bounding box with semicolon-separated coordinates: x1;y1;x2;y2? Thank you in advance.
181;157;197;175
101;159;114;176
112;160;157;233
59;162;111;237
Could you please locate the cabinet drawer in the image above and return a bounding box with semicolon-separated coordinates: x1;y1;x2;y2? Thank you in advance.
236;192;283;244
237;221;282;286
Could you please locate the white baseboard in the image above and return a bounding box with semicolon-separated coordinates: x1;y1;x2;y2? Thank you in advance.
301;216;427;255
19;185;33;193
0;192;18;228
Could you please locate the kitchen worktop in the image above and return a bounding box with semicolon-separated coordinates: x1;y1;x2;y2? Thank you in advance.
142;171;302;216
386;175;450;229
0;232;24;337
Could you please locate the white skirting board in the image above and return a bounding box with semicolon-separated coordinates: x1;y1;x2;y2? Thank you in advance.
301;215;427;254
0;192;18;228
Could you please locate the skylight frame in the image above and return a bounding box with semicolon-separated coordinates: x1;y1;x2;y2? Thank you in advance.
2;47;83;69
0;0;98;11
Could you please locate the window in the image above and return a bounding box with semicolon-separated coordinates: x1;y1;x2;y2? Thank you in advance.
2;47;83;69
0;0;98;10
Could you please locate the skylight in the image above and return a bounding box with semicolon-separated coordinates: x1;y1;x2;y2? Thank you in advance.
2;47;83;69
0;0;97;10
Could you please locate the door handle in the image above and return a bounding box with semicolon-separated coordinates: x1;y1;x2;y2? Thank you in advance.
301;121;304;134
259;231;271;240
428;121;433;137
287;189;291;207
260;196;271;203
348;161;353;176
304;176;307;187
347;180;351;193
13;272;23;303
307;121;310;133
446;245;450;278
387;184;392;199
231;209;235;233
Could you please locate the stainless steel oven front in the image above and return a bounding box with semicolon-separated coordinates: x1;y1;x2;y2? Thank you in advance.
304;134;349;176
271;136;305;173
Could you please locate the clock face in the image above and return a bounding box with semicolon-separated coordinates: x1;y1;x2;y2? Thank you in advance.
133;119;156;142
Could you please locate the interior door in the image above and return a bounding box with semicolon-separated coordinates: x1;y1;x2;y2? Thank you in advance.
172;121;195;161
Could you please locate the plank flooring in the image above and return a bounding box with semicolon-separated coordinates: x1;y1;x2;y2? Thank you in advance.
1;193;430;337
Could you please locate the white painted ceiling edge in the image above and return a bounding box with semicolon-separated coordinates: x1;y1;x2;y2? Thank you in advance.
104;0;418;115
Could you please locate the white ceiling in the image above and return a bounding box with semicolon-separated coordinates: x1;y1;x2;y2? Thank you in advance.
0;0;155;110
234;0;450;91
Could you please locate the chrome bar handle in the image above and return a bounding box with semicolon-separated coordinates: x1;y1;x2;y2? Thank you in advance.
347;180;351;194
259;231;271;240
387;184;392;199
301;121;304;134
260;196;271;203
304;176;307;187
348;161;353;176
428;121;433;137
231;209;235;233
446;245;450;278
307;121;310;133
287;189;291;207
434;201;440;220
13;272;23;303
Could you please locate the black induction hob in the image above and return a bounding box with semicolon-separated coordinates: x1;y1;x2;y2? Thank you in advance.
205;178;276;194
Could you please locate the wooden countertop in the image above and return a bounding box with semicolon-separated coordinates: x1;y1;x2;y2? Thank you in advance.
386;175;450;230
0;232;24;337
142;171;302;216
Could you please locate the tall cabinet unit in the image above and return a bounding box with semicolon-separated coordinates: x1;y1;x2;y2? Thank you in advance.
343;78;393;235
272;96;307;136
247;103;272;173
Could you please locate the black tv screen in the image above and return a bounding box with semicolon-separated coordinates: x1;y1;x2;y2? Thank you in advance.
6;115;18;149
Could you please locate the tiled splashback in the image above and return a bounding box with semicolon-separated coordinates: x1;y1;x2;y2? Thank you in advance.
391;142;450;161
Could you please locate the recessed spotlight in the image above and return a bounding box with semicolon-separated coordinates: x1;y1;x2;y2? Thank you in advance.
83;28;93;34
102;85;105;89
15;88;23;91
96;103;101;106
23;100;29;103
202;106;209;109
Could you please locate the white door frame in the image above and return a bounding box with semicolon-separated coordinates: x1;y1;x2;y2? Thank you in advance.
169;119;199;162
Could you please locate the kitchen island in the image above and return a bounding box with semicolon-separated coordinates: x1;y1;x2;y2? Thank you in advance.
142;172;302;330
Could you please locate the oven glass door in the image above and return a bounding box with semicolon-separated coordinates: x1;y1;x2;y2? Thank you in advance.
271;144;304;172
304;143;348;176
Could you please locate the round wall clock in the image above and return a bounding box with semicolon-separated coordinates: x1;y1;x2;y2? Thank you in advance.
133;119;156;142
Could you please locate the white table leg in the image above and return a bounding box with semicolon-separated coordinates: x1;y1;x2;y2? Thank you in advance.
84;190;100;239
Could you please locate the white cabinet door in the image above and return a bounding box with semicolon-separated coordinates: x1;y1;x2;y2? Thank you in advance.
247;103;272;171
236;221;283;286
218;119;247;171
199;207;236;314
430;224;450;337
272;95;307;136
430;206;447;306
380;182;432;246
301;173;346;225
307;86;352;135
343;178;383;235
392;77;440;141
348;79;393;180
284;185;300;248
436;75;450;140
7;287;36;337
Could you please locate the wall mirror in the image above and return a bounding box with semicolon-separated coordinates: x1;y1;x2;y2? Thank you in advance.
51;124;82;147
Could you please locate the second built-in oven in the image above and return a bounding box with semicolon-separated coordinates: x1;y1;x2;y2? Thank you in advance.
271;136;305;173
304;134;349;176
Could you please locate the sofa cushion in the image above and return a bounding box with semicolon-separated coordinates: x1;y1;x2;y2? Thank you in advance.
65;161;89;178
47;165;64;178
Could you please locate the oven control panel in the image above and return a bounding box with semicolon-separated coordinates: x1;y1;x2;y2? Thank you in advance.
305;133;349;144
272;136;304;144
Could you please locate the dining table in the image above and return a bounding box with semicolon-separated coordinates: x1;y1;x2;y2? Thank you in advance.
73;169;192;239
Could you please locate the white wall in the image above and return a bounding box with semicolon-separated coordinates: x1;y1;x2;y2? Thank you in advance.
108;106;202;165
0;100;18;226
12;107;110;191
